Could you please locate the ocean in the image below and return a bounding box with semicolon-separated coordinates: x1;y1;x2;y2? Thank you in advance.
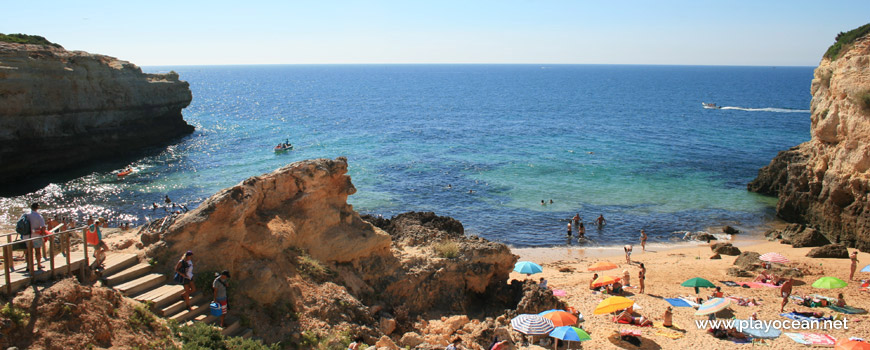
0;64;813;247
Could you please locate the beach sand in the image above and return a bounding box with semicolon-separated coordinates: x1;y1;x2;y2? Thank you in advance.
510;237;869;349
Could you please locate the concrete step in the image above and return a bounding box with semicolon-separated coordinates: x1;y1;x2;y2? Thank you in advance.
105;263;152;286
134;284;185;309
161;293;204;317
100;253;139;277
221;320;241;336
169;302;209;323
115;273;165;296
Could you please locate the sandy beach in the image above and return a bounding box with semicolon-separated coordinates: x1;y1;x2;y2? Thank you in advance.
509;235;869;349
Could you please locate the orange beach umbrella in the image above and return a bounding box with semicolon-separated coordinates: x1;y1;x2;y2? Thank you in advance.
836;339;870;350
542;311;578;327
591;275;621;288
588;261;618;271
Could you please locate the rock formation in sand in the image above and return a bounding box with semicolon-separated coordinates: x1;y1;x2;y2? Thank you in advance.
749;26;870;251
0;40;193;183
144;158;518;343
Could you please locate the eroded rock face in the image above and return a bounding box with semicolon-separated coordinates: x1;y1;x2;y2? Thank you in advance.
749;33;870;251
0;42;193;183
147;158;517;342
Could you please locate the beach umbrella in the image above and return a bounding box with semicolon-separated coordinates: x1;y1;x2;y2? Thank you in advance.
510;314;555;335
593;296;635;315
836;339;870;350
514;261;543;275
588;261;618;271
694;297;731;316
592;275;621;288
738;320;781;339
550;326;591;342
860;264;870;273
681;277;716;294
538;309;564;316
542;311;578;327
812;276;847;289
759;252;789;264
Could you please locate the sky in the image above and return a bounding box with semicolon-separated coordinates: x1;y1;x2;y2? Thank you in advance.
3;0;869;66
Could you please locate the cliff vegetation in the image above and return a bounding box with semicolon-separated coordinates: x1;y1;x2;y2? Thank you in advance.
0;33;61;48
824;23;870;60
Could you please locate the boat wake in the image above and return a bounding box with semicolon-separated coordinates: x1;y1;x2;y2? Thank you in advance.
719;106;810;113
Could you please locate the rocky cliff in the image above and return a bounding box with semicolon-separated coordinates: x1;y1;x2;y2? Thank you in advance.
143;158;518;343
0;41;193;184
749;27;870;251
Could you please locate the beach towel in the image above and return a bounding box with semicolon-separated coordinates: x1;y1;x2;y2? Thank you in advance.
780;312;833;322
720;281;739;287
678;297;701;308
552;289;566;296
783;333;836;346
736;282;779;288
653;322;683;331
655;330;684;339
665;298;692;308
829;305;867;314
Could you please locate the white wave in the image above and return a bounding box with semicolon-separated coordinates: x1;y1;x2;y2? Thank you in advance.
719;106;810;113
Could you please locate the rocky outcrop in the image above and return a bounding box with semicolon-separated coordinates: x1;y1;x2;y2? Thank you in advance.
806;244;850;258
749;28;870;251
0;41;193;184
711;242;741;256
145;158;518;343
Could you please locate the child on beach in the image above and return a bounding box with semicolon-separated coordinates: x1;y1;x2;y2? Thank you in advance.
640;229;647;251
624;245;633;264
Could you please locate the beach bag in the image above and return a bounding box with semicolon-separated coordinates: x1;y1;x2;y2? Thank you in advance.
11;237;28;251
15;214;30;239
209;302;222;316
85;226;100;246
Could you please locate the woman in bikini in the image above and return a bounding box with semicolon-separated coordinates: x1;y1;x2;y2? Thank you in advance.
638;263;646;294
850;251;859;280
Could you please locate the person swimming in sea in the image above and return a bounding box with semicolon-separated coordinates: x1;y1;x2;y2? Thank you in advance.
541;200;545;206
596;214;607;228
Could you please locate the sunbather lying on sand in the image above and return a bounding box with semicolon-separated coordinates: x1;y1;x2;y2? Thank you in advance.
729;296;760;306
615;309;652;326
792;309;825;318
708;327;746;340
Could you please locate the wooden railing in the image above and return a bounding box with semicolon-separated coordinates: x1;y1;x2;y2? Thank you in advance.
0;224;87;295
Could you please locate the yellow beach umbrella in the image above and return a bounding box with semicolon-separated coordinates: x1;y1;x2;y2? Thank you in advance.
593;296;634;315
588;261;618;271
591;275;621;288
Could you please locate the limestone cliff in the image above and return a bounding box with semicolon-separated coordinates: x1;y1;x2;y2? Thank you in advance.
0;41;193;184
144;158;517;342
749;28;870;251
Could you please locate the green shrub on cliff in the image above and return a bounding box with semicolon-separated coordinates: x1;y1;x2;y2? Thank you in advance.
825;23;870;60
0;33;62;47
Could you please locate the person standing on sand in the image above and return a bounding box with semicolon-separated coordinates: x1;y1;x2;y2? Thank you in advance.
624;245;632;264
640;229;648;251
213;270;230;327
638;263;646;294
174;251;196;310
850;251;859;280
623;269;631;287
780;278;794;312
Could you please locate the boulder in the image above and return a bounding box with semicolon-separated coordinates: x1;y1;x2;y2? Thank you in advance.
710;253;721;260
764;229;781;241
723;226;740;235
375;335;400;350
696;233;718;242
711;243;741;256
379;316;397;336
806;244;849;258
733;251;761;271
444;315;470;334
512;280;567;314
727;268;753;278
790;228;830;248
399;332;425;348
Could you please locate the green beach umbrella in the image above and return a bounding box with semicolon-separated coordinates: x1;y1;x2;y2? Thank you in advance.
681;277;716;294
811;276;847;289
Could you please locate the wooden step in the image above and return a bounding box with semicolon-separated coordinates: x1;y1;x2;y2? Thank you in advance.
161;293;204;317
100;253;139;276
221;320;241;336
169;302;209;323
134;284;186;309
105;263;152;286
234;328;253;339
115;273;165;296
190;312;219;326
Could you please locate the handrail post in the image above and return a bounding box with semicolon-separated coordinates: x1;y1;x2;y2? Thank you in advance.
80;228;88;281
49;236;56;280
5;235;12;271
65;232;71;276
4;245;11;295
25;241;33;277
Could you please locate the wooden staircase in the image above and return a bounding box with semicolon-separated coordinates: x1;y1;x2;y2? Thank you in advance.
98;253;252;339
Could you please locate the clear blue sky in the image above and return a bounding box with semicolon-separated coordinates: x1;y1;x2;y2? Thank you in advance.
3;0;869;66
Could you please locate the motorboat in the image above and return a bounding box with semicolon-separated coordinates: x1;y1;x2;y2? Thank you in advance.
702;102;721;109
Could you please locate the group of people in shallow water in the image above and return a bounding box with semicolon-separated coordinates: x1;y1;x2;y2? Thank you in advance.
564;213;607;239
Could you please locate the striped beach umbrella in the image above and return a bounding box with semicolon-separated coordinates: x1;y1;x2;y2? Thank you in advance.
812;276;847;289
542;311;578;327
759;252;789;264
549;326;591;342
695;297;731;316
514;261;543;275
588;261;618;271
593;296;635;315
510;314;555;335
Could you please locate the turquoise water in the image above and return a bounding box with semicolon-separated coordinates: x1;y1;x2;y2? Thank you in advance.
0;65;812;247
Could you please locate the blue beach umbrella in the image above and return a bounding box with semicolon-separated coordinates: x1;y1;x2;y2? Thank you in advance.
510;314;555;335
550;326;592;342
861;264;870;273
514;261;543;275
694;297;731;316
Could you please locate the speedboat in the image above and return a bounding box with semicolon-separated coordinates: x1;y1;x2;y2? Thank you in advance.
274;144;293;152
702;102;721;109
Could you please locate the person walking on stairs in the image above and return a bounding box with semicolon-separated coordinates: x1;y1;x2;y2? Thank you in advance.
174;251;196;310
213;270;230;327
